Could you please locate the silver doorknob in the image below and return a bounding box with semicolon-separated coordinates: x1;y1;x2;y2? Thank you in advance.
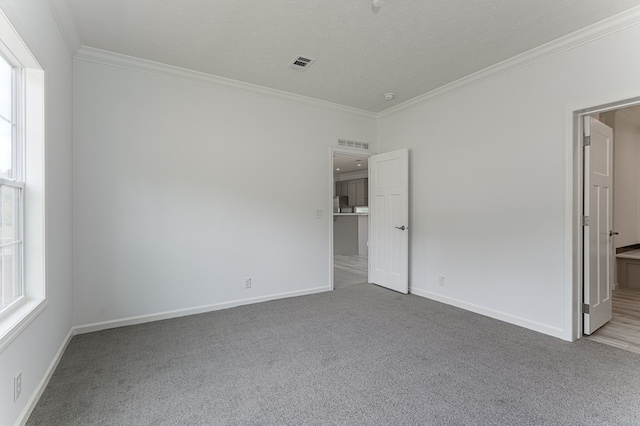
395;225;407;231
610;231;619;237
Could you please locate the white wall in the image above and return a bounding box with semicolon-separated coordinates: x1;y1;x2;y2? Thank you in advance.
377;21;640;340
73;59;376;327
613;110;640;249
0;1;73;425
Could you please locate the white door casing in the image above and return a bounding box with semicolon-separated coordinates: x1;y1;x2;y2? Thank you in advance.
369;148;409;293
583;116;614;335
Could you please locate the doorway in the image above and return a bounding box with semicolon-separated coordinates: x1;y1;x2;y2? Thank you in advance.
576;102;640;354
332;151;370;289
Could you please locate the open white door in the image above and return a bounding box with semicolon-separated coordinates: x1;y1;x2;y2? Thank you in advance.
583;116;614;335
369;148;409;293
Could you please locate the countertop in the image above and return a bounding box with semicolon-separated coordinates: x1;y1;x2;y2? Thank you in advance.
616;249;640;260
334;213;369;216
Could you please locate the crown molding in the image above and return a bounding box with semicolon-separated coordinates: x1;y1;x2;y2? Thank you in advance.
46;0;81;56
74;46;377;120
378;6;640;118
0;6;42;70
46;3;640;120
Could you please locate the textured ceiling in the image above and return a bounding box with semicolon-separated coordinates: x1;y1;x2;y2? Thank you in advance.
64;0;640;112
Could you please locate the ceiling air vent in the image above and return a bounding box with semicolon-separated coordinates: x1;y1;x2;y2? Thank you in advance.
289;55;315;71
338;139;370;151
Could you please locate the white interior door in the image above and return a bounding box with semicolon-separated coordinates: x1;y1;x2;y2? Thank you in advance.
369;148;409;293
583;116;614;335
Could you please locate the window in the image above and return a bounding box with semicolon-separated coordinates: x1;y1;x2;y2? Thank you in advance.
0;8;45;350
0;53;23;313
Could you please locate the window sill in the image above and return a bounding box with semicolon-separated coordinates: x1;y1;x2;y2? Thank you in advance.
0;297;47;352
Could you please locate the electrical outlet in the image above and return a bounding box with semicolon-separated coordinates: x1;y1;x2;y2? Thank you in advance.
14;372;22;401
244;277;252;289
316;210;324;219
439;275;446;287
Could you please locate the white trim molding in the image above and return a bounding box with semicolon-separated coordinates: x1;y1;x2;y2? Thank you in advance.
0;6;47;353
410;287;567;340
74;286;331;335
16;328;74;426
379;6;640;118
50;2;640;119
0;300;47;352
74;46;376;120
565;96;640;341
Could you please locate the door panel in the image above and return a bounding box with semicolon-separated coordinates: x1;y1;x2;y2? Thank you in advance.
583;116;614;335
369;149;409;293
390;193;402;275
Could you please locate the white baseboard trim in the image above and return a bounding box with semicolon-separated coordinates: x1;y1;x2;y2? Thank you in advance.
16;327;74;426
409;287;567;341
74;286;332;335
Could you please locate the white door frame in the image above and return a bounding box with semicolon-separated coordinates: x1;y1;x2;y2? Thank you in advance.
329;146;371;290
569;95;640;341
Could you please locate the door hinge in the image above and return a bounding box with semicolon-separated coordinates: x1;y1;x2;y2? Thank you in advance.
582;303;590;314
581;216;590;226
583;135;591;147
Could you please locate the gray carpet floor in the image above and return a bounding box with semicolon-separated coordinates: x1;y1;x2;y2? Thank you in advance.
27;283;640;425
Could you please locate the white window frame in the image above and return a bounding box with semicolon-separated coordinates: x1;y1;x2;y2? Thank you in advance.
0;8;46;352
1;51;25;313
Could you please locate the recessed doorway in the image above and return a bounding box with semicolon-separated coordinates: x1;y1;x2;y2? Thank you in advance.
332;152;369;289
583;104;640;354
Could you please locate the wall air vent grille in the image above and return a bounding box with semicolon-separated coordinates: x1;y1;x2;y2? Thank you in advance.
289;55;315;71
338;139;370;151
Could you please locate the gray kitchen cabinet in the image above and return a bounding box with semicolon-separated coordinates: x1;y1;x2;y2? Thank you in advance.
347;180;357;205
355;179;368;206
335;181;348;197
336;178;368;206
